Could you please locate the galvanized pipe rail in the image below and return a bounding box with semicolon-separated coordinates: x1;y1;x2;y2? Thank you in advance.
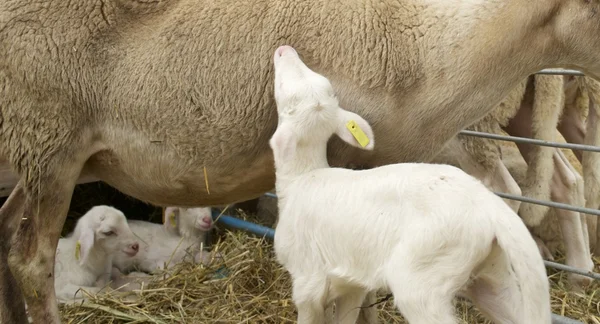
459;130;600;153
536;69;585;76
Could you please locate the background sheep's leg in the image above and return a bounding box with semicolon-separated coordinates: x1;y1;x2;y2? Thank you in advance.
503;76;564;227
8;168;82;323
556;83;586;162
581;102;600;254
0;183;28;323
532;235;555;261
550;150;594;290
558;77;600;254
431;137;522;212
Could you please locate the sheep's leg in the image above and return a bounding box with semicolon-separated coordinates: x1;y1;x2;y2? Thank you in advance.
581;100;600;254
440;137;521;212
0;183;28;323
557;82;586;163
550;150;594;290
333;288;368;324
460;156;522;213
8;163;84;324
532;235;555;261
558;87;600;254
506;99;594;288
292;277;327;324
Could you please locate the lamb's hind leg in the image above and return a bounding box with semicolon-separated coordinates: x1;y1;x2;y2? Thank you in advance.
464;243;521;324
8;154;90;323
0;183;27;323
386;246;467;324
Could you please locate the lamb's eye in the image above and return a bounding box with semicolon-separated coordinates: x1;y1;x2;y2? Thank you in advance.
103;230;115;236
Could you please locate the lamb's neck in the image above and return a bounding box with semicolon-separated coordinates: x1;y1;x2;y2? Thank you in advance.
274;145;329;195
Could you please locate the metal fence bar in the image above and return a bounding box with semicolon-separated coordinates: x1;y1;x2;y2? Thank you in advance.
458;130;600;153
264;192;277;199
544;260;600;280
267;190;600;217
536;69;585;76
494;191;600;217
211;210;275;240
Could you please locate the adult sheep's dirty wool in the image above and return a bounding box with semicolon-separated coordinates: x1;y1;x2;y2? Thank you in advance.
3;0;600;323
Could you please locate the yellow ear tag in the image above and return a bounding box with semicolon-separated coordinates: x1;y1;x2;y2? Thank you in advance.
169;212;177;228
345;120;370;148
75;240;81;261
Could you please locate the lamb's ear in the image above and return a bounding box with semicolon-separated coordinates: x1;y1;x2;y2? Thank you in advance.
335;109;375;150
269;122;297;161
76;226;95;266
163;207;180;233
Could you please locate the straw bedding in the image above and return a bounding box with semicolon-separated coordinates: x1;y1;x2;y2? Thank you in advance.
58;212;599;324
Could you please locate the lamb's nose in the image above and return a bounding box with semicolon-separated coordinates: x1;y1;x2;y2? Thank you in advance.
131;243;139;251
276;45;296;57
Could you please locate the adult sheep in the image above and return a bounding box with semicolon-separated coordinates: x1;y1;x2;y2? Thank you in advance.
3;0;600;323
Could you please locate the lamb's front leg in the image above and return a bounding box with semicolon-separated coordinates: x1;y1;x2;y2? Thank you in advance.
56;283;104;304
91;260;115;291
335;288;370;324
293;277;328;324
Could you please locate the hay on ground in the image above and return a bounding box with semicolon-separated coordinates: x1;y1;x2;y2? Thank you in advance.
59;228;600;324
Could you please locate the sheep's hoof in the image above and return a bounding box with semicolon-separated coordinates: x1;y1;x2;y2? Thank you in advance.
567;274;592;293
532;236;554;261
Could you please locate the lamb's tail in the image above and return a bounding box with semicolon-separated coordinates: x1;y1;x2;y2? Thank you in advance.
493;210;552;324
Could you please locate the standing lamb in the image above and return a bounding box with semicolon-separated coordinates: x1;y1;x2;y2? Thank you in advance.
112;206;213;274
54;206;140;303
4;0;600;322
269;45;550;324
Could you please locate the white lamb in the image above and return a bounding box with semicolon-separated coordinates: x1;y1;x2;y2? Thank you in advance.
112;206;213;274
54;205;140;303
269;45;551;324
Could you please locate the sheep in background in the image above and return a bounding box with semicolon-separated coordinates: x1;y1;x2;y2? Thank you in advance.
54;206;140;303
556;76;600;254
500;144;581;261
270;45;550;324
112;207;213;274
433;75;598;289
